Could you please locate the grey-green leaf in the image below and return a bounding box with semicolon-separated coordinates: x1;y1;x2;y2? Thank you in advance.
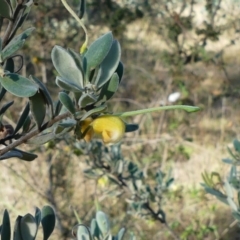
14;103;30;134
41;206;56;240
84;32;113;76
20;214;37;240
94;40;121;87
56;76;82;92
78;93;97;108
0;0;12;19
96;211;110;237
2;28;35;61
52;46;84;89
29;92;46;129
77;225;91;240
29;132;55;145
59;92;75;114
116;228;126;240
0;73;38;97
97;73;119;103
1;209;11;240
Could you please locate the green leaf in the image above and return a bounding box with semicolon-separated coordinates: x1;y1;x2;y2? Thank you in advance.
22;116;31;134
97;73;119;103
14;103;30;134
0;150;22;160
81;105;107;120
0;86;6;102
94;40;121;87
96;211;110;237
59;92;75;114
20;214;37;240
78;93;97;108
114;105;201;117
5;58;14;72
34;207;41;228
54;99;62;117
41;206;56;240
52;46;84;89
115;62;124;82
29;92;46;129
2;28;35;61
30;76;54;118
14;149;38;161
77;225;92;240
78;0;86;19
125;124;139;133
1;209;11;240
0;101;14;115
13;216;22;240
56;76;83;92
84;32;113;76
0;73;38;97
0;0;12;19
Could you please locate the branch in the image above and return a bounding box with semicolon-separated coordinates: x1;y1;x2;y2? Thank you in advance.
0;111;71;156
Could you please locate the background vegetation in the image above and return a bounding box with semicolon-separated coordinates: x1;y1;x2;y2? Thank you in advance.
1;0;240;239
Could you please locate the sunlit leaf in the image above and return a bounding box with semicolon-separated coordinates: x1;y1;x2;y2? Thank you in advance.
0;73;38;97
94;40;121;87
96;211;110;237
2;28;35;61
20;214;37;240
78;93;96;108
52;46;84;89
84;32;113;76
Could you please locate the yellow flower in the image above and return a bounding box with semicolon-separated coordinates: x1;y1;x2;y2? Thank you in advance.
80;115;125;144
